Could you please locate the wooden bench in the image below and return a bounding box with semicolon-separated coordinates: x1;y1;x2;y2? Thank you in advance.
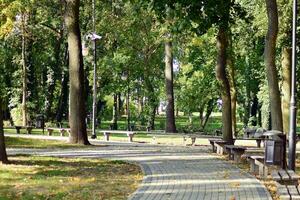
214;140;232;155
47;128;70;136
15;126;34;134
182;133;204;146
248;155;268;177
272;170;300;186
208;139;223;153
272;170;300;200
236;137;264;148
99;130;136;142
224;145;246;163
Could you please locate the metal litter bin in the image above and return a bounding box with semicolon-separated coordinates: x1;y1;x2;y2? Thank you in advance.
36;114;45;134
263;130;286;169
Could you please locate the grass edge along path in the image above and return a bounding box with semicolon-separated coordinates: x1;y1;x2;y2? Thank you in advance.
0;155;143;200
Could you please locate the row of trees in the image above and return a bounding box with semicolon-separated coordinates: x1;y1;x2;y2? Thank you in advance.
0;0;299;163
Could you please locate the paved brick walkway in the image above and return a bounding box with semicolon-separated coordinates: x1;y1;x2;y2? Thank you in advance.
7;135;271;200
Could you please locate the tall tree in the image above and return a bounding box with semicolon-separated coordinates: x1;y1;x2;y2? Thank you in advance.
0;98;8;164
227;34;237;137
164;36;177;132
64;0;89;144
21;13;28;126
216;27;233;144
264;0;283;131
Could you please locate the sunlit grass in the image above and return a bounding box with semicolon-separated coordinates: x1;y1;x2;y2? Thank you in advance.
5;137;103;149
0;156;142;200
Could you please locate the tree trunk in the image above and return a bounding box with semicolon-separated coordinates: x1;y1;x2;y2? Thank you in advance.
21;14;28;126
144;76;158;130
202;99;215;130
56;71;69;123
164;39;176;133
281;47;291;134
64;0;89;145
227;35;237;137
216;28;233;144
112;93;118;129
264;0;283;131
0;98;8;164
250;96;259;126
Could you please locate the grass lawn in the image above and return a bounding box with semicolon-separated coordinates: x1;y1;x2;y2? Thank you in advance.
1;137;142;200
5;137;98;149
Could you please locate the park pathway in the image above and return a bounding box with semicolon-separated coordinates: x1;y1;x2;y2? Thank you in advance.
7;135;272;200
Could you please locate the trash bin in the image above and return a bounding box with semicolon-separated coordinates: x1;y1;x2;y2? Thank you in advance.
263;130;286;168
36;114;45;129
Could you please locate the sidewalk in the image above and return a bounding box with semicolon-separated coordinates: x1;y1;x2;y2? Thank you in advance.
6;134;272;200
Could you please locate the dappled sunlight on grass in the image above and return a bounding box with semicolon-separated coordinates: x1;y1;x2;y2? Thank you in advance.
5;137;105;149
0;156;142;200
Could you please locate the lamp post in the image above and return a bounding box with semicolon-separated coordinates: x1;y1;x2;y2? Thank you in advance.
122;72;130;131
288;0;298;170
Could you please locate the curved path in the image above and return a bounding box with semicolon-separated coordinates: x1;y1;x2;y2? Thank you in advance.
7;136;271;200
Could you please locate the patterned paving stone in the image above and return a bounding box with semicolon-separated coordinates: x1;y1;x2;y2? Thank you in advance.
6;135;272;200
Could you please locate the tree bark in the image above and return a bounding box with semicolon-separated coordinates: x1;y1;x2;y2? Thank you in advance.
112;93;118;129
216;28;233;144
21;14;28;126
164;39;176;133
64;0;89;145
201;99;215;130
227;36;237;137
264;0;283;131
0;98;8;164
281;47;291;134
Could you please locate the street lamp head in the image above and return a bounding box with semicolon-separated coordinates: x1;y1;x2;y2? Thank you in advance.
86;33;102;41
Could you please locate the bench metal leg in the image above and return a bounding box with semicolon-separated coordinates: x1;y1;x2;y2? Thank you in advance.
249;159;259;174
16;128;21;134
151;136;157;144
60;130;66;137
128;134;133;142
48;130;53;136
233;153;243;163
191;137;196;146
216;144;224;155
103;133;110;141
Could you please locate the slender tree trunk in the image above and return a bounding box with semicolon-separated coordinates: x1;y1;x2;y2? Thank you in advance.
199;104;205;128
244;57;251;126
64;0;89;145
264;0;283;131
281;47;291;134
144;76;158;130
0;98;8;164
227;36;237;137
112;93;118;129
56;71;69;123
250;96;259;126
164;39;176;133
21;14;28;126
202;99;215;130
216;28;233;144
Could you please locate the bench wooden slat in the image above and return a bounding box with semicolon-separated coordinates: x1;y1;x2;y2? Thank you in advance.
279;170;291;181
272;171;281;181
287;185;300;199
276;184;291;200
287;170;300;180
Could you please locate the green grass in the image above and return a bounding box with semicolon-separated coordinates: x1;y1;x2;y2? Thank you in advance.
5;137;102;149
0;156;142;200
